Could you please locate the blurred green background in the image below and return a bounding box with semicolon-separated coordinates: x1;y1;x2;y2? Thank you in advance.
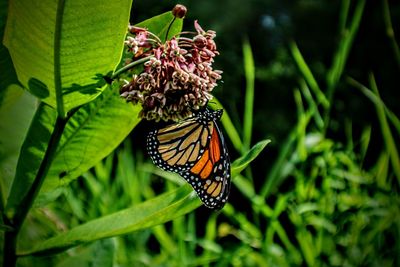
9;0;400;266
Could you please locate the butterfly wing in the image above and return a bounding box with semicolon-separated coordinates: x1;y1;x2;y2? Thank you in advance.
147;115;213;173
181;121;230;209
147;109;231;209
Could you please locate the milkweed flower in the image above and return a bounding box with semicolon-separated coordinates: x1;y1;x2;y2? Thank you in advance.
120;17;222;121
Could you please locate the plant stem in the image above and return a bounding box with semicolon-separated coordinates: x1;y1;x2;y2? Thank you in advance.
2;115;68;267
54;0;66;118
2;230;17;267
111;56;152;79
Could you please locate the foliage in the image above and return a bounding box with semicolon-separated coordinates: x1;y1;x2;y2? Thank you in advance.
1;0;400;266
0;0;268;266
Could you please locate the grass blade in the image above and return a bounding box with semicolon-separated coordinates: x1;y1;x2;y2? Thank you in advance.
369;73;400;184
326;0;365;96
289;42;329;109
211;98;243;153
338;0;350;33
299;79;324;130
347;76;400;135
242;39;255;151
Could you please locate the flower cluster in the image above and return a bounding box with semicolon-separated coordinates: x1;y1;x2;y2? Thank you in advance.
120;19;222;121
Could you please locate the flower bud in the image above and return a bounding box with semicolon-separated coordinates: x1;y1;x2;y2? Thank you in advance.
194;35;207;48
172;4;187;19
143;96;157;111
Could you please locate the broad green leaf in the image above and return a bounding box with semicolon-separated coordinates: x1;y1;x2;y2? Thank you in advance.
135;11;183;41
4;102;56;218
39;86;141;205
5;85;141;214
3;0;132;115
0;86;37;206
20;140;269;256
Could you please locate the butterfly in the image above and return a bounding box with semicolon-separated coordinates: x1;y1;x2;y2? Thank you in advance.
146;108;231;210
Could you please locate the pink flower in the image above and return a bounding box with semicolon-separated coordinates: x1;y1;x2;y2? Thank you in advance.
121;21;222;122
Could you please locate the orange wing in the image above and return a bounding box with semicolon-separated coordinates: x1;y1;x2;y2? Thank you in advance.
181;122;230;209
190;127;220;177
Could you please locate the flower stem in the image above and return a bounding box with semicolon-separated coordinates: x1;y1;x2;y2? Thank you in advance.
2;114;68;267
111;56;152;79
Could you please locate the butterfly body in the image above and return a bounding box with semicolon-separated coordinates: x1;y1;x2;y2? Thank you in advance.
147;108;230;209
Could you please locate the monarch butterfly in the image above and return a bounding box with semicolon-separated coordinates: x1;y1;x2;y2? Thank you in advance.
147;108;230;209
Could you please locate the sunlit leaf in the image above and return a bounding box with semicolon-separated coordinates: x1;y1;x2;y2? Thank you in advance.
135;11;183;42
3;0;132;115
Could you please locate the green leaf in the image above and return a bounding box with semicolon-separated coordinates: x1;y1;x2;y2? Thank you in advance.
231;139;271;176
369;73;400;184
20;140;269;256
5;86;141;214
4;102;56;218
3;0;132;116
40;86;141;205
0;86;37;207
347;76;400;135
135;11;183;41
242;39;255;152
326;0;365;95
289;41;329;109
